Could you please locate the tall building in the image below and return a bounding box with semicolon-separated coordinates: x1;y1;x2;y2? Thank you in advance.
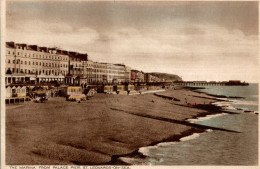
131;70;145;82
83;60;94;84
65;51;88;85
145;73;162;83
106;63;130;84
124;66;131;83
5;42;69;84
5;41;132;86
92;62;107;84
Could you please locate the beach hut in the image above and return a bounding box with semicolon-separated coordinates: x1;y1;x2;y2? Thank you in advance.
11;86;17;97
65;86;83;96
5;85;29;104
60;86;86;101
6;86;11;98
126;85;135;91
114;85;125;92
16;86;21;96
103;85;113;93
18;86;27;97
126;84;138;95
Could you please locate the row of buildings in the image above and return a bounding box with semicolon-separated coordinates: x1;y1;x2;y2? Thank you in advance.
5;42;165;86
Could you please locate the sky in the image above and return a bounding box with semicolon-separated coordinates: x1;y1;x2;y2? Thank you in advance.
6;1;259;82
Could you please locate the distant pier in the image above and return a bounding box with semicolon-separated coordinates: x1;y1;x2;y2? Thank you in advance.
174;80;249;86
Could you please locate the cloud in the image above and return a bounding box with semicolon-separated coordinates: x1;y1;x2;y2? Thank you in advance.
7;20;99;52
6;20;258;82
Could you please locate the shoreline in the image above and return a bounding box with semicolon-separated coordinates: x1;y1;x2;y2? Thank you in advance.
107;127;205;165
104;87;236;165
6;86;240;165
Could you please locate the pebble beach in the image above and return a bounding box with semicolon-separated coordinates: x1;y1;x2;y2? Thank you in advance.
6;87;226;165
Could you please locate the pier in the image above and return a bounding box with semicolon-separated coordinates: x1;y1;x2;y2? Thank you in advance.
173;80;249;86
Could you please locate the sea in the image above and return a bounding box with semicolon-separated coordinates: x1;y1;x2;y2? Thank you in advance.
119;83;259;165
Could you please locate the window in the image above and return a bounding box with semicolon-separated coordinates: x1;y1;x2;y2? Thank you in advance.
21;61;23;64
17;60;19;64
39;62;41;66
17;52;19;55
8;60;10;63
29;61;30;65
25;61;27;65
36;62;38;65
25;69;27;73
33;62;34;65
43;63;44;66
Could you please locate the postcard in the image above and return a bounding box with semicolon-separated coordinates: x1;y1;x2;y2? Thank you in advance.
1;1;259;168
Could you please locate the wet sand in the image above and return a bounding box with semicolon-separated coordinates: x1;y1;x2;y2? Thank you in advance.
6;88;224;165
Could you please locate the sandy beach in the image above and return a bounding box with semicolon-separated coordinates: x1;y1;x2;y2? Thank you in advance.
6;87;225;165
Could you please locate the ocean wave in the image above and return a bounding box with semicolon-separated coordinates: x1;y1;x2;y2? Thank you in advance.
212;101;237;110
186;113;228;123
157;142;177;147
213;99;258;114
118;157;146;165
138;146;158;156
138;131;207;157
180;133;200;142
218;98;229;101
229;99;258;106
206;129;213;132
